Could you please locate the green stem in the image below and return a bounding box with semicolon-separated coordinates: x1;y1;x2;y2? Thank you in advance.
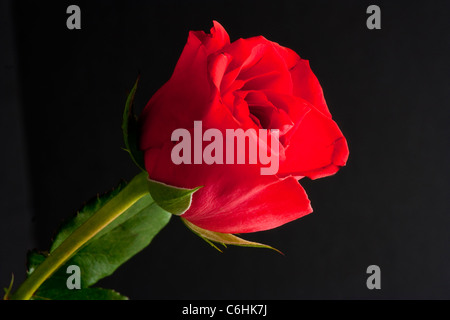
10;172;149;300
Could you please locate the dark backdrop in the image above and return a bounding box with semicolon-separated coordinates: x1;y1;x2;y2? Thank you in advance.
1;0;449;299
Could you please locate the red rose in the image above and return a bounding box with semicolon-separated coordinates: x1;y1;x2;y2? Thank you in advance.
139;21;349;233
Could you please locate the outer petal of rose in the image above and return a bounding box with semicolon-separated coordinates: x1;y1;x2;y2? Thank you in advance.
139;36;210;150
271;43;299;70
187;176;312;233
144;143;313;234
191;21;230;55
290;59;332;118
278;106;349;179
140;22;230;151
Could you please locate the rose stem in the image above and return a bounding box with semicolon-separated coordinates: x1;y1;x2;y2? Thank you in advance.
10;171;150;300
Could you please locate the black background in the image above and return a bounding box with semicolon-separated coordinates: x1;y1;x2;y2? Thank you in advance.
1;0;449;299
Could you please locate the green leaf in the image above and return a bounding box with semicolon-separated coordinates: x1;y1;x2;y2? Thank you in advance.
28;252;128;300
50;181;127;251
122;76;145;171
33;288;128;300
147;179;202;215
25;180;171;299
182;218;282;254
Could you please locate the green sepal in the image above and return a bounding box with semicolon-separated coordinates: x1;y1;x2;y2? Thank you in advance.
122;76;145;171
147;179;202;215
181;218;282;254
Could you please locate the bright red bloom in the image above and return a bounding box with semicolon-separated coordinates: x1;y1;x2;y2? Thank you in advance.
140;21;349;233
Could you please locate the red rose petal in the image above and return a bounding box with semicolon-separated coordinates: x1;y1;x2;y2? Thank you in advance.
140;34;215;151
290;59;332;118
278;106;349;179
145;142;312;233
191;20;230;54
